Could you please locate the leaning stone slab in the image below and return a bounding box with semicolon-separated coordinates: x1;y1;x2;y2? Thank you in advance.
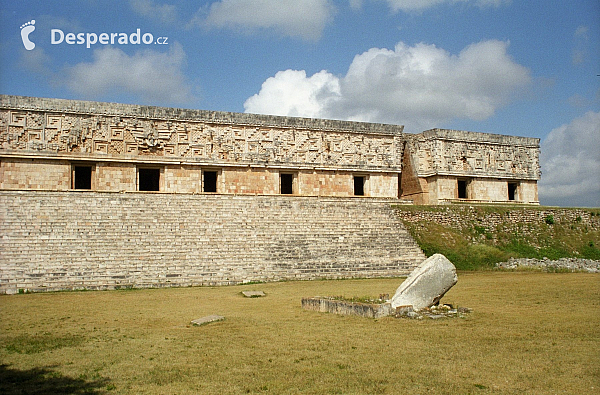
191;315;224;326
242;291;265;298
391;254;457;311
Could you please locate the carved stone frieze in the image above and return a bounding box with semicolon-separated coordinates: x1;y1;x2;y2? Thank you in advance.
409;128;540;180
0;101;403;171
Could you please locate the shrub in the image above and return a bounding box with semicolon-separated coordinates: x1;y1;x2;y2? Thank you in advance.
545;215;555;225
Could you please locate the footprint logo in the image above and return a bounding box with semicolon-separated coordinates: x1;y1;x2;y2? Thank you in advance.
20;20;36;50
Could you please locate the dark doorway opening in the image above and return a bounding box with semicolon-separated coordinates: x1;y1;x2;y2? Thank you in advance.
73;166;92;190
458;180;468;199
354;176;365;196
204;171;218;193
139;168;160;191
280;173;293;194
508;182;518;201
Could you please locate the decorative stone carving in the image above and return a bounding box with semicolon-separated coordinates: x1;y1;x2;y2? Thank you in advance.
0;97;404;171
409;128;540;180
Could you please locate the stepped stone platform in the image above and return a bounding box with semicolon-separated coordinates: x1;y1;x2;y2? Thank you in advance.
0;191;425;294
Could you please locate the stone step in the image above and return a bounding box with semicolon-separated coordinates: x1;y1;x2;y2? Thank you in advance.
0;191;425;293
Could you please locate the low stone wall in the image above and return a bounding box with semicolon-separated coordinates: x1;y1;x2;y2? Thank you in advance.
396;206;600;234
301;297;393;319
0;191;425;294
496;258;600;273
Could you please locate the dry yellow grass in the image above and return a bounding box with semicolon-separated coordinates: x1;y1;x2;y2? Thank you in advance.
1;272;599;394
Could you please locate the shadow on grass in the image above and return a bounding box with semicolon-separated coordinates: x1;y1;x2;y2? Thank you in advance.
0;364;110;394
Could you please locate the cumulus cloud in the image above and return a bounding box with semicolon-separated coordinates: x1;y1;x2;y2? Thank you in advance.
61;43;195;105
130;0;178;24
382;0;510;12
244;40;530;132
244;70;340;118
539;111;600;207
197;0;335;41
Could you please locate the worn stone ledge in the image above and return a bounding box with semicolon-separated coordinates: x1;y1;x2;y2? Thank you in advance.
496;258;600;273
301;297;393;319
0;94;404;135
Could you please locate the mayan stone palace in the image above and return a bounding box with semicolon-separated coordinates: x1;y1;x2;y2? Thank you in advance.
0;95;541;294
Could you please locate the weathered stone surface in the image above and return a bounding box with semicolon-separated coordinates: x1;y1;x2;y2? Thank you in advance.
496;257;600;273
301;297;393;319
0;191;424;294
242;291;266;298
191;315;224;326
391;254;458;310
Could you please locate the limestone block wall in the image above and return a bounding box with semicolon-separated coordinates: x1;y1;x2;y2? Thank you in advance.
403;128;540;204
0;158;71;190
427;176;539;204
0;191;425;294
96;162;136;191
520;181;539;203
222;167;280;195
0;157;400;198
397;206;600;231
164;164;203;194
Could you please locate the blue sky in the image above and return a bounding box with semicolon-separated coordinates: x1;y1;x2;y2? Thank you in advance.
1;0;598;206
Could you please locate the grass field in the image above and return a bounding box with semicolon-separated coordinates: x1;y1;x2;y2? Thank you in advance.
1;272;599;394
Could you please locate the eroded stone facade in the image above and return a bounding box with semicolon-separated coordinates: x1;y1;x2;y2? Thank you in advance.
400;129;540;204
0;95;540;204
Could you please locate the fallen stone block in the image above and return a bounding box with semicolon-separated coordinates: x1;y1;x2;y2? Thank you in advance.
391;253;457;311
191;315;225;326
242;291;266;298
301;297;393;319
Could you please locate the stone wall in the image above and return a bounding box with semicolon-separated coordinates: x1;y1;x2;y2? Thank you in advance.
409;128;540;180
396;206;600;231
0;191;425;294
0;95;403;173
1;96;543;204
0;158;400;198
425;176;539;204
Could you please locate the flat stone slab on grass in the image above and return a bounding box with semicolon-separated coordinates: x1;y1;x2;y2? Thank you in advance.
301;297;393;319
242;291;265;298
191;315;224;326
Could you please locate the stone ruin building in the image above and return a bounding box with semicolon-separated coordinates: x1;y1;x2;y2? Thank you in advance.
0;95;540;294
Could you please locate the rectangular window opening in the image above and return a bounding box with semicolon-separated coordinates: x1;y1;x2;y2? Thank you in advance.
203;171;218;193
458;180;468;199
354;176;365;196
73;166;92;190
508;182;518;201
280;173;294;195
138;168;161;191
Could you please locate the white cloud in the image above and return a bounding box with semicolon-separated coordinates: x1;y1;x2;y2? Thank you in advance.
61;43;195;105
18;47;53;77
539;111;600;207
244;69;340;118
244;40;530;132
381;0;510;12
130;0;178;24
572;25;589;65
199;0;335;41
